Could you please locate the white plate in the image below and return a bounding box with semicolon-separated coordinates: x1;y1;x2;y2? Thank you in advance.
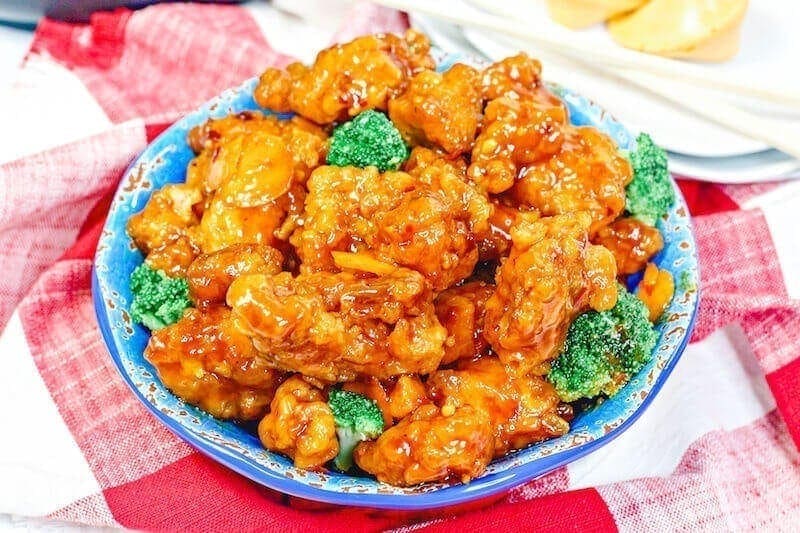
411;13;800;183
668;150;800;183
458;0;800;157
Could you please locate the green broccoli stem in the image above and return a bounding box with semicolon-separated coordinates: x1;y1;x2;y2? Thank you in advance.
333;426;363;472
138;313;168;331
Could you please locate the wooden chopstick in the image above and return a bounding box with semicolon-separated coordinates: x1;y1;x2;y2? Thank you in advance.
375;0;800;112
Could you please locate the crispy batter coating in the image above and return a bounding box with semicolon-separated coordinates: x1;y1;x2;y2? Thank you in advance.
292;162;490;290
510;127;633;235
144;235;199;277
127;184;202;253
144;306;281;420
254;30;434;124
181;113;325;253
435;281;494;364
481;53;562;106
127;184;203;275
132;112;324;268
187;112;327;191
427;357;570;456
187;244;283;309
484;213;618;375
468;97;567;194
389;64;482;156
403;145;468;175
354;404;494;486
594;217;664;275
476;199;541;262
257;375;339;469
191;192;293;253
227;268;447;382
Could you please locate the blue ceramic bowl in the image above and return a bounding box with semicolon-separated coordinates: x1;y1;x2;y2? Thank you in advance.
93;51;700;510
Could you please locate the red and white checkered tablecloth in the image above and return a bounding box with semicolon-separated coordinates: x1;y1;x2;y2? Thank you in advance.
1;2;799;531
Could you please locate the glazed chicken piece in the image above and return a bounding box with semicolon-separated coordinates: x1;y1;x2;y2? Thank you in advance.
484;213;618;375
594;217;664;275
468;54;569;195
258;375;338;469
143;236;198;277
186;113;327;192
227;267;447;382
388;63;482;156
254;30;435;124
481;53;563;107
476;199;541;262
182;112;324;253
510;127;633;235
468;97;568;194
427;357;570;456
127;184;202;254
353;403;494;486
131;112;324;267
187;243;283;309
144;306;282;420
127;184;203;275
292;162;490;291
435;281;495;364
191;191;298;254
188;129;299;253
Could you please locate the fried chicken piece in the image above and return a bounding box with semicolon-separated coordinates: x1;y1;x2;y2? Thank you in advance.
182;113;322;254
510;127;633;235
387;375;429;420
481;53;563;107
435;281;494;364
388;64;482;156
292;162;490;290
192;192;290;253
127;184;204;275
144;306;282;420
186;113;327;191
353;404;494;486
476;199;541;262
468;97;567;194
254;30;434;124
403;145;468;175
187;244;283;309
144;235;199;277
227;267;447;382
484;213;618;375
127;184;202;254
427;357;570;456
594;217;664;275
257;375;339;469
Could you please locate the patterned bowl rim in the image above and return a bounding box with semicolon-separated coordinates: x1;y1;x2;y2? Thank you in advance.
92;55;700;510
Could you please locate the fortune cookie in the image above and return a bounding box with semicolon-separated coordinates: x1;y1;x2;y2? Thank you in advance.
547;0;646;29
607;0;749;61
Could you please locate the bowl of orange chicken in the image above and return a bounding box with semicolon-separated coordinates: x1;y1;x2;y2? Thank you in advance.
93;31;699;509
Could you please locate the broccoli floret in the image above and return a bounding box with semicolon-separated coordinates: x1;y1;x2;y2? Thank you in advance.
326;110;409;171
328;388;384;471
625;133;676;225
129;263;192;330
548;287;658;402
